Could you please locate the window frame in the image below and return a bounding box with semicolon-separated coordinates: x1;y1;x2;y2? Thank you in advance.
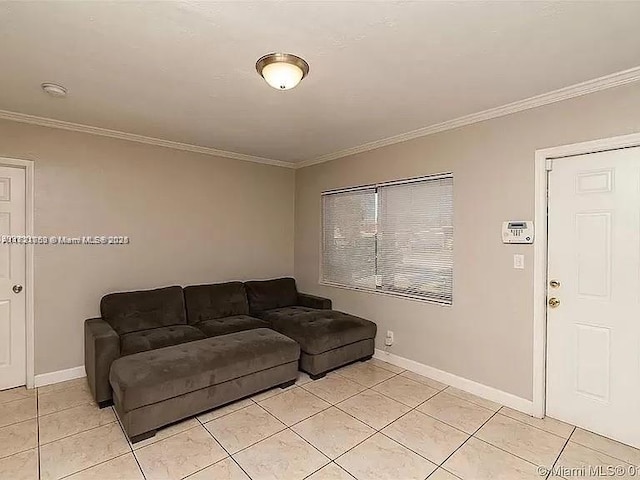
319;172;454;306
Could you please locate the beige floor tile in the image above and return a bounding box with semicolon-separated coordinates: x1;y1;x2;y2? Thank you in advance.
131;417;200;450
0;419;37;459
302;374;367;404
0;448;38;480
499;407;574;438
367;358;405;374
37;377;88;395
400;370;448;391
186;457;250;480
334;362;396;388
0;386;34;405
337;390;411;430
428;468;461;480
135;425;227;480
39;403;116;445
444;387;501;411
382;410;469;464
233;429;329;480
64;453;144;480
476;414;566;467
555;441;636;480
38;382;95;416
373;375;439;407
292;407;375;459
0;396;36;428
40;422;130;480
250;383;296;403
306;462;355;480
570;428;640;465
296;371;312;385
258;387;330;426
336;433;437;480
443;437;541;480
197;398;254;423
417;392;494;434
204;404;285;454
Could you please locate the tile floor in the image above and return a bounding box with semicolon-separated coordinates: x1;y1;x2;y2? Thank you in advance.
1;358;639;479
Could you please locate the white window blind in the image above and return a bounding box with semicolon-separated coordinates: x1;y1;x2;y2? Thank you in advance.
321;174;453;305
322;189;377;290
377;176;453;304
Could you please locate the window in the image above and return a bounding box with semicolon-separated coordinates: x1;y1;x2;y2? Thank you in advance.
321;174;453;305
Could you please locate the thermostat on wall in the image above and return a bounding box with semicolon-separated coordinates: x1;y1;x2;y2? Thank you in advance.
502;221;534;244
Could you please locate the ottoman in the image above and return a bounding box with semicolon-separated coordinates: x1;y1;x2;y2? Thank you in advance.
109;328;300;442
266;310;377;379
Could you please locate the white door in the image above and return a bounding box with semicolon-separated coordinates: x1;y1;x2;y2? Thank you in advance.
0;166;26;390
546;147;640;448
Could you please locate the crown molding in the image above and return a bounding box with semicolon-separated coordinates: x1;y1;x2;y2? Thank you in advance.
0;109;295;169
296;65;640;169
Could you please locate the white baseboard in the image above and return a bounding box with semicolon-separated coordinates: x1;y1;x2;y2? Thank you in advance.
374;349;535;416
34;365;86;388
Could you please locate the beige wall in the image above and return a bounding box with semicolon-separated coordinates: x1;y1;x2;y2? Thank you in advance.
295;82;640;401
0;119;295;375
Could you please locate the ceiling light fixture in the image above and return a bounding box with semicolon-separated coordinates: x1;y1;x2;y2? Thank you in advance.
256;53;309;91
41;83;67;98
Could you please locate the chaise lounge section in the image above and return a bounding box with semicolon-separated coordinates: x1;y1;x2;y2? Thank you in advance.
246;277;377;378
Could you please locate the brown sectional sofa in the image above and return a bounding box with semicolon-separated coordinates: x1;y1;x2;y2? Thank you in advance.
84;277;377;441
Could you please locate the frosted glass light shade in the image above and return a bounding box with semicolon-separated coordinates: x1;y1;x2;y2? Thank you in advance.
256;53;309;91
262;62;304;90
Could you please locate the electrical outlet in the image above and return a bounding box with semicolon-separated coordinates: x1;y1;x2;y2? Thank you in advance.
513;254;525;270
385;330;394;346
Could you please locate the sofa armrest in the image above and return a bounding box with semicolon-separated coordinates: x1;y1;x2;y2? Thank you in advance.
297;293;332;310
84;317;120;406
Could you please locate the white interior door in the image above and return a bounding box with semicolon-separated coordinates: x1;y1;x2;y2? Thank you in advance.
546;146;640;448
0;166;26;390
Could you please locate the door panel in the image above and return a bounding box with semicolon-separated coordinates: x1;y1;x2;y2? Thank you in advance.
547;147;640;448
0;166;26;390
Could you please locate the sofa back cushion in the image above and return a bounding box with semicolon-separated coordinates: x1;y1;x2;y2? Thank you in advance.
100;286;186;335
184;282;250;324
245;277;298;313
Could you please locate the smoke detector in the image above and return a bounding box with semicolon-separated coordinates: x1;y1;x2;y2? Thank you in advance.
41;83;67;98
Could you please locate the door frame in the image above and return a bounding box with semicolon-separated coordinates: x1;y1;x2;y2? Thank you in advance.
533;131;640;418
0;157;35;389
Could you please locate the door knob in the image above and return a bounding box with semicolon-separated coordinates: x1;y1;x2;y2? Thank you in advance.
12;285;22;294
548;297;560;308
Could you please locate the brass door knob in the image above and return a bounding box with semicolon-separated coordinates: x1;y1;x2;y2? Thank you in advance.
12;285;22;294
548;297;560;308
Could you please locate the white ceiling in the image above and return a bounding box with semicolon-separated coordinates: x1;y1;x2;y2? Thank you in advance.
1;1;640;165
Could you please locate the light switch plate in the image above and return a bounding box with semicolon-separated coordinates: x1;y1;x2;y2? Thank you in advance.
513;254;525;269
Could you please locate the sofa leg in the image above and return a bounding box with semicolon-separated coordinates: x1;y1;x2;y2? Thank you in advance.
129;429;157;444
279;379;296;389
360;355;373;362
309;372;326;380
98;399;113;409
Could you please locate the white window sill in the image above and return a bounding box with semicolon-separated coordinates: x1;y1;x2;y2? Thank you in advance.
318;281;452;307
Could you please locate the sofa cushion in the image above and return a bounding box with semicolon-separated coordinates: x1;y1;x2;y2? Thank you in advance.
196;315;270;338
110;328;300;411
101;286;186;335
259;306;317;322
120;325;206;356
184;282;250;325
245;277;298;313
269;310;377;355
